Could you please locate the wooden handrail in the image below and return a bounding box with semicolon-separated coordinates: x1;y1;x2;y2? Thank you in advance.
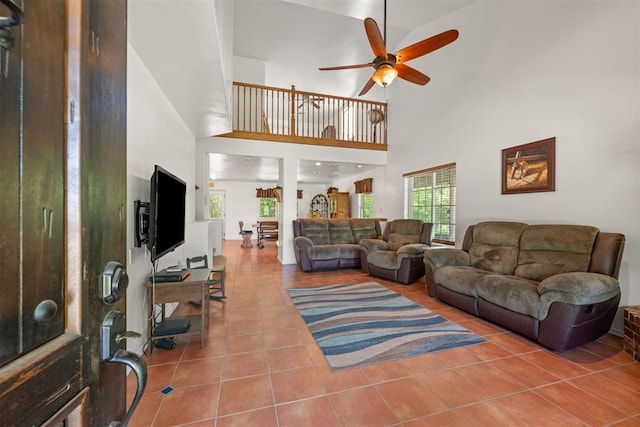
224;82;388;150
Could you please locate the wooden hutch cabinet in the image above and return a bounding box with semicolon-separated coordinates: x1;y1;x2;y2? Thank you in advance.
329;192;350;218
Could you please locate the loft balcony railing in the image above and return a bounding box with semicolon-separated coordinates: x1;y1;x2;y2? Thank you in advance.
222;82;387;150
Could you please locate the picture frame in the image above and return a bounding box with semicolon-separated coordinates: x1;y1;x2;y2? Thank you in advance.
502;137;555;194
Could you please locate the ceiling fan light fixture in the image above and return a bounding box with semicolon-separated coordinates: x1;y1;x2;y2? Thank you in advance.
372;64;398;87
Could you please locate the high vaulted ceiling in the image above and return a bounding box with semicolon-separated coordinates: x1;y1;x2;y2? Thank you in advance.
129;0;475;183
234;0;474;97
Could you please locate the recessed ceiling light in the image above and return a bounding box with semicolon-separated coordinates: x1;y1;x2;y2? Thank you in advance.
315;162;321;166
245;157;250;161
357;164;363;168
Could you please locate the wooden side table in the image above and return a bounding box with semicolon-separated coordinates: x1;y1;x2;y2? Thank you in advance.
146;268;210;353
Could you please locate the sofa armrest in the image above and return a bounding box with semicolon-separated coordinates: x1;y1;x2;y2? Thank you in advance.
397;243;428;256
294;236;313;253
423;248;470;270
360;238;390;253
538;272;620;320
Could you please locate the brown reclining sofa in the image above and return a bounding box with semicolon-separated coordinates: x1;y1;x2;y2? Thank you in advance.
424;221;625;352
293;218;381;272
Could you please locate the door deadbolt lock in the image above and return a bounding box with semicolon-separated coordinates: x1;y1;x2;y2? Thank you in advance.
101;261;128;304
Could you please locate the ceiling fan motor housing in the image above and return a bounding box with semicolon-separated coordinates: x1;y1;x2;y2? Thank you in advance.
373;54;396;69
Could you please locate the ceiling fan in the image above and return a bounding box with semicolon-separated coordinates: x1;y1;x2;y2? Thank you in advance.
319;0;459;96
297;94;324;110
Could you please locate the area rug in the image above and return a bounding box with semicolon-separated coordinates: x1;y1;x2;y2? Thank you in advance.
287;282;485;371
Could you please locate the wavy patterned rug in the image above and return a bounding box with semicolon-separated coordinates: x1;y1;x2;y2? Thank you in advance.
287;282;485;371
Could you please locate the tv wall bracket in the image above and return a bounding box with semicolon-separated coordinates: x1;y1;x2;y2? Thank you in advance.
134;200;149;247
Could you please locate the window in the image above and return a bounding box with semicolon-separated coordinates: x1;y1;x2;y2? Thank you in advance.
209;190;224;219
403;163;456;244
357;193;373;218
259;198;277;218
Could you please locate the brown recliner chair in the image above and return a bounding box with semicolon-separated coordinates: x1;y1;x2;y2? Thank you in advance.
360;219;433;284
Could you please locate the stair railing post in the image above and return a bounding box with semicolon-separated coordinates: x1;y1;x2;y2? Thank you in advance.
290;85;296;136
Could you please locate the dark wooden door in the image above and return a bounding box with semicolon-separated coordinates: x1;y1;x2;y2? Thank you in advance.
0;0;129;424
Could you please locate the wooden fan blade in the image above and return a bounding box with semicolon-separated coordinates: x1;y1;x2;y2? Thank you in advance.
395;29;459;64
396;64;430;86
364;18;387;58
358;78;376;96
319;63;373;71
312;102;320;109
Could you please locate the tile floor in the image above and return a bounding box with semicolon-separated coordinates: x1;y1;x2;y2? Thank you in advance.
127;240;640;426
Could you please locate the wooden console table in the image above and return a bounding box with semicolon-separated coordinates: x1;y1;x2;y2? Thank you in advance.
257;220;278;248
146;268;210;352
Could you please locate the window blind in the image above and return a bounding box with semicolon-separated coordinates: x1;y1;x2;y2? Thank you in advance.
403;163;456;245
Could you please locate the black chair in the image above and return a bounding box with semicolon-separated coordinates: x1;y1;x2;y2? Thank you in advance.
187;250;226;301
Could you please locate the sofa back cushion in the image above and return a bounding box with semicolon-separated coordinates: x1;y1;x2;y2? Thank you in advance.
468;222;527;275
328;219;355;244
299;219;331;245
515;224;598;281
350;219;379;242
384;219;424;251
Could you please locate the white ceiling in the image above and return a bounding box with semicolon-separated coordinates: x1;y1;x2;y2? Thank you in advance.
129;0;475;183
234;0;474;97
209;153;385;183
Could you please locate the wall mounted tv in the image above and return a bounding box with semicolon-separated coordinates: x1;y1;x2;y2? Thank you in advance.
148;165;186;262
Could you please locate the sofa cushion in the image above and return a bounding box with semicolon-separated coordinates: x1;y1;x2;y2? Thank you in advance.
328;219;355;244
309;244;340;260
335;244;360;259
515;225;598;281
468;222;527;275
475;275;541;318
351;219;379;241
299;219;330;245
388;233;420;251
388;219;423;235
434;265;493;297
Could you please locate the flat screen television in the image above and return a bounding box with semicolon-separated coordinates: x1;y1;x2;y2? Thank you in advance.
147;165;186;262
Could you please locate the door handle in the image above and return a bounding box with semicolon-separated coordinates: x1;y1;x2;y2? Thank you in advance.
107;349;147;427
101;310;147;427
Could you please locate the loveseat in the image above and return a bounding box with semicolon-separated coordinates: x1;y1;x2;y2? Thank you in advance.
424;221;625;352
293;218;381;272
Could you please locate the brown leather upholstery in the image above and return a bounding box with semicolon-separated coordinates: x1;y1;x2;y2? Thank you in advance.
424;221;625;352
589;232;625;278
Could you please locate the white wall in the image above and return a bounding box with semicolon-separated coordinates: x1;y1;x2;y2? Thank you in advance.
210;181;329;241
333;166;388;220
126;45;197;354
385;1;640;333
210;180;278;240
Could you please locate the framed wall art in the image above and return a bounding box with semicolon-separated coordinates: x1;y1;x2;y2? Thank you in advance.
502;137;555;194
